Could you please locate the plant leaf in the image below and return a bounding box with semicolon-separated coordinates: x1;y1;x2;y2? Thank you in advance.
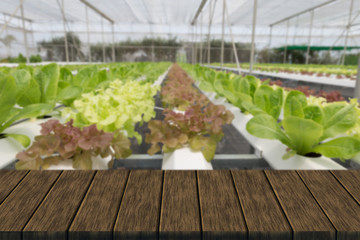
312;136;360;159
34;63;59;106
246;114;290;145
6;133;31;148
282;116;323;155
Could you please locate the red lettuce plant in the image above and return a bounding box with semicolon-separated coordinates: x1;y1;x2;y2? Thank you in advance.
145;103;234;161
161;64;209;110
16;119;131;170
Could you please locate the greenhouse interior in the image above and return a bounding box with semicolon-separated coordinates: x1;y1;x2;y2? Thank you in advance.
2;0;360;239
0;0;359;171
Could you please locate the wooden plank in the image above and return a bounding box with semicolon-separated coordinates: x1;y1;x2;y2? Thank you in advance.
114;170;163;240
298;170;360;240
232;170;291;240
159;171;201;240
266;170;336;240
23;170;96;240
69;170;129;240
0;170;61;240
197;170;247;239
331;170;360;205
0;170;28;204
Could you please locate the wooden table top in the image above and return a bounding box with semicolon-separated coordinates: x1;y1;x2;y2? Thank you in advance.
0;170;360;240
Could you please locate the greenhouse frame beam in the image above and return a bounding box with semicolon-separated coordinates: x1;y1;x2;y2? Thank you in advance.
283;20;289;64
20;0;29;63
85;5;91;62
79;0;114;24
249;0;257;74
0;1;23;37
305;10;314;65
111;23;115;62
341;0;354;65
224;0;240;74
1;12;32;22
191;0;208;25
220;0;225;67
354;55;360;100
59;0;69;62
269;0;336;27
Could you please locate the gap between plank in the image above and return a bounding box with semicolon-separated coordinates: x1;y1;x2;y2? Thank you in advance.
229;170;249;239
21;171;64;232
263;170;294;240
0;170;30;207
295;171;339;233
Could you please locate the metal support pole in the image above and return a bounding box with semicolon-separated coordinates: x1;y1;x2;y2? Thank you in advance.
85;5;91;62
249;0;257;74
268;26;272;63
207;0;213;64
199;13;203;64
224;0;240;74
306;10;314;65
101;17;105;62
354;55;360;100
20;0;29;63
111;23;115;62
220;0;225;67
342;0;354;65
60;0;69;62
283;20;289;64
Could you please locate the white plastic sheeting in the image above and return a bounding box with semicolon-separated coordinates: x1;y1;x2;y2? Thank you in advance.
0;0;359;57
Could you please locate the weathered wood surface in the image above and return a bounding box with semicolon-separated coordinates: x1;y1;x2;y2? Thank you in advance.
0;170;359;240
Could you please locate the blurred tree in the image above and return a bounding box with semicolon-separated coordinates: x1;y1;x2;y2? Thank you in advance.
39;32;84;61
0;34;16;58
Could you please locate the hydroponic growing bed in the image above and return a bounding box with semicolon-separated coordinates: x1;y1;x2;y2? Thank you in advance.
1;62;359;170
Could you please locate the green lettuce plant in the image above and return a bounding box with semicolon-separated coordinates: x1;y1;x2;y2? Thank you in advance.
246;90;360;160
16;119;131;170
63;79;159;143
0;73;52;147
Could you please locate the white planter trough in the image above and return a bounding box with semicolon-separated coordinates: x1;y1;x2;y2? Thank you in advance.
47;155;112;170
162;147;213;170
0;119;49;169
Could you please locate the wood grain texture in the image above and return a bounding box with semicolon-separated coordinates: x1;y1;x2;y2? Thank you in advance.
23;170;96;240
69;170;129;240
0;170;28;204
114;170;163;240
197;170;247;240
0;170;61;240
298;170;360;240
331;170;360;205
266;170;335;240
232;170;291;240
159;171;201;240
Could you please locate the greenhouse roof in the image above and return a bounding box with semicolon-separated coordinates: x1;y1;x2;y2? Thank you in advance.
0;0;360;56
276;45;360;51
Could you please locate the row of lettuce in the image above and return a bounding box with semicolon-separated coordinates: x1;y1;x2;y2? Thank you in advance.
183;64;360;162
217;63;357;79
0;62;170;169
